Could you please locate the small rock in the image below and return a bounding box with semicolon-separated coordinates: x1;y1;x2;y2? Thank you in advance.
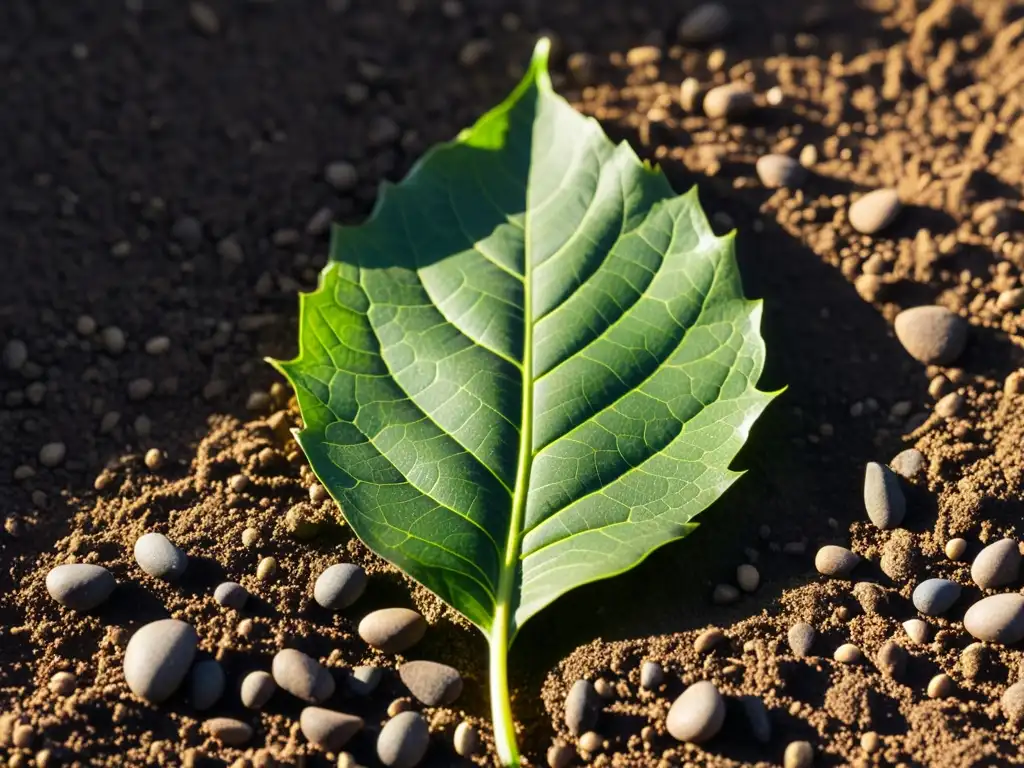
740;695;772;743
39;442;66;468
736;564;760;592
204;717;252;747
48;671;77;696
935;391;964;418
640;661;664;690
703;83;754;120
347;665;383;696
188;659;225;710
849;188;901;234
834;644;862;663
787;622;815;658
863;462;906;529
3;339;28;370
453;721;479;757
134;532;188;581
814;545;861;578
123;619;198;703
377;711;429;768
964;593;1024;644
971;538;1020;589
45;564;115;611
875;641;908;678
666;680;725;743
1001;681;1024;726
257;556;278;581
214;582;249;611
240;670;276;709
997;289;1024;312
862;732;881;753
678;2;731;43
272;649;335;703
712;583;740;604
172;214;204;247
579;731;604;753
784;740;814;768
853;582;888;615
799;144;818;167
945;537;969;561
399;660;462;706
565;679;599;735
927;673;954;699
143;448;164;470
101;326;125;354
880;530;917;582
593;678;614;699
300;707;363;752
679;77;704;112
890;448;925;480
325;161;358;192
145;336;171;355
358;608;426;653
756;154;806;189
547;743;575;768
960;642;986;679
893;306;969;365
912;579;961;615
694;627;726;653
314;563;367;610
902;618;929;644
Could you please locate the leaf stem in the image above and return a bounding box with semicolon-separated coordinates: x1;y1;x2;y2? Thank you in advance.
489;613;520;766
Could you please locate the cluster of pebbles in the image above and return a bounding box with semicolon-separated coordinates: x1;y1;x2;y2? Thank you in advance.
43;533;477;767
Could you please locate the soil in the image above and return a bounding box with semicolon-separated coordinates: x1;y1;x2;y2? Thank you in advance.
2;1;1024;767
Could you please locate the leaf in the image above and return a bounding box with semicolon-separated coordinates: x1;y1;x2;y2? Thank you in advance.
272;39;775;763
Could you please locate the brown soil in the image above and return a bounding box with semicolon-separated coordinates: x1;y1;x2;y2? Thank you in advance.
3;1;1024;767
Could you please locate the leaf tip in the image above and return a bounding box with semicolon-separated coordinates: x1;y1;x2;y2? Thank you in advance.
530;37;553;89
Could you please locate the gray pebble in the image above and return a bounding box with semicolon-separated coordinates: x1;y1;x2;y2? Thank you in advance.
314;563;367;610
678;2;731;43
172;215;203;249
912;578;961;615
787;622;815;658
849;188;901;234
377;711;429;768
45;563;115;611
702;83;754;120
101;326;125;355
123;619;198;703
756;154;806;189
640;661;664;690
971;538;1021;590
134;532;188;581
358;608;426;653
325;161;358;192
814;545;861;578
736;563;760;592
240;670;276;709
1001;681;1024;726
188;659;225;710
203;717;252;747
39;442;67;468
893;305;968;365
902;618;929;644
666;680;725;743
712;583;740;604
740;695;772;743
564;679;599;735
863;462;905;529
399;660;462;706
347;665;382;696
300;707;364;751
547;744;574;768
890;448;926;480
213;581;249;610
964;593;1024;644
454;721;479;757
3;339;28;371
272;648;335;703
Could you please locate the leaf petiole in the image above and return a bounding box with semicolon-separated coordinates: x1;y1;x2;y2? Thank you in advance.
489;616;520;766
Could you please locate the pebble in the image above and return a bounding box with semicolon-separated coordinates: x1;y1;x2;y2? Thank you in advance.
101;326;126;355
679;77;703;112
272;649;335;703
912;578;962;615
1001;681;1024;726
702;83;754;120
314;563;367;610
736;563;760;592
214;582;249;611
547;743;575;768
935;391;964;418
853;582;888;615
123;619;198;703
998;288;1024;312
45;563;116;611
143;448;164;470
787;622;815;658
347;665;383;696
927;673;954;699
128;378;154;401
960;642;985;679
3;339;28;370
640;661;664;690
377;711;429;768
893;305;969;365
849;188;902;234
971;538;1020;589
134;532;188;581
861;731;880;753
240;670;276;709
387;698;413;717
740;695;772;743
399;660;462;706
358;608;426;653
565;679;600;735
300;707;363;751
39;442;66;468
145;336;171;355
666;680;725;743
48;671;77;696
902;618;929;644
453;721;479;757
834;644;862;663
945;537;969;560
188;659;225;710
712;583;740;604
890;448;926;480
756;154;806;189
579;731;604;753
799;144;818;167
784;740;814;768
814;545;861;578
694;627;726;653
678;2;731;43
594;677;614;699
863;462;905;529
257;556;278;581
204;717;252;747
964;593;1024;644
875;641;907;678
325;161;358;192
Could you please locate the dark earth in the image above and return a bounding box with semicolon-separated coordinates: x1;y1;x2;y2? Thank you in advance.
3;0;1024;766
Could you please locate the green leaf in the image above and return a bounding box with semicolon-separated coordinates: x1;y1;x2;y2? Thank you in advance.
272;38;775;764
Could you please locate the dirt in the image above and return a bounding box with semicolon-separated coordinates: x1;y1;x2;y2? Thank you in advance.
2;0;1024;766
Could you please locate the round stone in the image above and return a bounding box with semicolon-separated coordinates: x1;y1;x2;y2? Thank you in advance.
711;583;740;604
188;659;225;710
736;564;760;592
313;563;367;610
133;532;187;581
213;582;249;611
300;707;363;752
945;538;969;561
784;740;815;768
347;665;382;696
45;564;115;611
927;673;954;699
240;670;276;709
398;660;462;706
756;154;806;189
694;627;725;653
834;644;862;664
547;744;575;768
902;618;929;644
912;578;962;615
678;2;731;43
890;448;926;480
203;717;253;747
971;538;1021;589
272;649;335;703
875;641;907;678
325;161;358;192
666;680;725;743
740;695;772;743
123;619;198;703
640;661;664;690
814;545;861;578
863;462;906;530
454;721;479;757
39;442;66;468
377;711;429;768
358;608;426;654
893;305;969;365
787;622;815;658
703;83;754;120
565;679;599;736
964;593;1024;644
579;731;604;753
49;671;77;696
849;188;901;234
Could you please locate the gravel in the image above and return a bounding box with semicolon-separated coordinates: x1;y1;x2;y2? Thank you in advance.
357;608;426;653
377;711;429;768
45;563;116;611
666;680;725;743
123;619;198;703
133;532;188;581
